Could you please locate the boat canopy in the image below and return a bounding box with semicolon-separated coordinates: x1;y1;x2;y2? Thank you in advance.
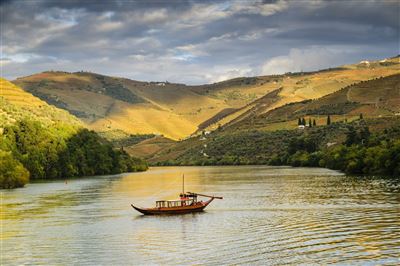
156;199;194;208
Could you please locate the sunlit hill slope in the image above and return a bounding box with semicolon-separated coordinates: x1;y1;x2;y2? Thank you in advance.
145;73;400;164
13;72;229;140
0;78;82;131
13;56;400;141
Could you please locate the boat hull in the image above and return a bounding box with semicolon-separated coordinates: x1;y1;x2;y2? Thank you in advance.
132;199;214;215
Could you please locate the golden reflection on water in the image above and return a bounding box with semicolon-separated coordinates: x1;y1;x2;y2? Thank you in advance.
1;166;400;265
112;167;222;205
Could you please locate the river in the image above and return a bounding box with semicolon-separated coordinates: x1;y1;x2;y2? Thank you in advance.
1;166;400;265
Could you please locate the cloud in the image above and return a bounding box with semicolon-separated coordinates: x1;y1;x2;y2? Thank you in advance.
0;58;12;66
208;67;256;83
95;21;123;32
229;0;289;16
261;46;351;75
0;0;398;84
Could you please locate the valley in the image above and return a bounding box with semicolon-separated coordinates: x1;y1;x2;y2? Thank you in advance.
2;55;400;181
12;56;400;141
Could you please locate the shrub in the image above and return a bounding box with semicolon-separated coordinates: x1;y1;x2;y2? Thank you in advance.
0;150;29;189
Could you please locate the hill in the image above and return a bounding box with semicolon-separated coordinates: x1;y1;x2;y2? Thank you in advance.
197;56;400;132
0;78;82;129
13;72;231;140
0;78;147;189
141;73;400;165
13;56;400;140
147;115;400;177
225;73;400;132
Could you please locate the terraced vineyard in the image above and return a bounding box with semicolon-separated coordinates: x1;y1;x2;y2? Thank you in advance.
13;56;400;140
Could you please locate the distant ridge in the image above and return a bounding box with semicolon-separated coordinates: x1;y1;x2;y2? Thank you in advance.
12;55;400;140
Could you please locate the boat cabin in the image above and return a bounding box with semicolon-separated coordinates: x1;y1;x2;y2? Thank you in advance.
156;199;194;208
155;193;199;208
131;189;223;215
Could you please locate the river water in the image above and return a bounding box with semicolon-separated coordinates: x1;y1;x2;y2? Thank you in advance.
1;166;400;265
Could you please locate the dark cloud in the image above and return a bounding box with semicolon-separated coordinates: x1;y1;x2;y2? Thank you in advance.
40;0;194;12
1;0;399;84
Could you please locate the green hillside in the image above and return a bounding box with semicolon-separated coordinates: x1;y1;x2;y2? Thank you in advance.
7;56;400;177
143;74;400;175
150;116;400;175
0;78;147;189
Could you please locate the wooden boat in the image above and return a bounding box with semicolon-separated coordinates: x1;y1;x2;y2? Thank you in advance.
131;175;222;215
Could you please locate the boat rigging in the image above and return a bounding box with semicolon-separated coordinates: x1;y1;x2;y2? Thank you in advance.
131;174;222;215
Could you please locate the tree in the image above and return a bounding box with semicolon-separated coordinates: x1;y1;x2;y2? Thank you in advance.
301;118;306;126
360;126;370;145
313;119;316;126
327;115;331;125
2;120;148;184
345;126;359;146
359;113;363;120
0;150;29;189
308;118;312;128
298;118;302;125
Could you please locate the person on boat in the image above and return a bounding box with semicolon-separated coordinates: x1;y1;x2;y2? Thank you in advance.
180;194;189;206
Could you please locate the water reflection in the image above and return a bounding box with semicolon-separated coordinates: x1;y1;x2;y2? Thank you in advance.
1;166;400;265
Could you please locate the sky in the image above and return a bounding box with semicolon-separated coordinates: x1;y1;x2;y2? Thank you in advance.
1;0;399;85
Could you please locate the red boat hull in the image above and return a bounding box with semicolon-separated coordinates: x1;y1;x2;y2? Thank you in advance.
131;198;214;215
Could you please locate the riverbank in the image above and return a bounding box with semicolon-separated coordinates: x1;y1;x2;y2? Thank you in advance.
152;120;400;176
0;120;148;189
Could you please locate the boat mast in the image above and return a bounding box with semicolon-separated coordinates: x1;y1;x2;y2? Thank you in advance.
182;174;185;194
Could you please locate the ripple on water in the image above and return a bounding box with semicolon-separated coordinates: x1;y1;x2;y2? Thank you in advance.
1;166;400;265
